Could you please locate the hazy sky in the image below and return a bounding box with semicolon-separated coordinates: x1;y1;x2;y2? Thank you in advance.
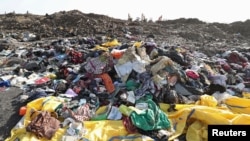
0;0;249;23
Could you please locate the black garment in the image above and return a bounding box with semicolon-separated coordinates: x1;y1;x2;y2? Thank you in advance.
159;84;179;104
206;84;226;95
26;90;48;103
167;50;189;66
24;62;40;71
137;128;169;141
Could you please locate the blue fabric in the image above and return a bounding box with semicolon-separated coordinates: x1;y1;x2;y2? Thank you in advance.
27;90;48;101
0;80;11;87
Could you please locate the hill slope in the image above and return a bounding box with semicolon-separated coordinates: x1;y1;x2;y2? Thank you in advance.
0;10;249;52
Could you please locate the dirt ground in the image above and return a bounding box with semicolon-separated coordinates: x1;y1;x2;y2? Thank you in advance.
0;10;250;141
0;87;24;141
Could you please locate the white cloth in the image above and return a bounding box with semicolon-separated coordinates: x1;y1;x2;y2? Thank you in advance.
212;92;233;104
114;60;146;82
209;73;227;87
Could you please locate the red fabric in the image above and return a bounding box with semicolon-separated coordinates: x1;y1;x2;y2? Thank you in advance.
221;63;231;72
69;50;84;64
242;62;249;68
227;52;239;63
227;52;247;64
35;77;50;85
122;116;137;134
186;70;199;79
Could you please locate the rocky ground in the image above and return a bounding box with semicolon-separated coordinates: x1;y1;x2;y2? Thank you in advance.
1;10;250;50
0;10;250;140
0;88;25;141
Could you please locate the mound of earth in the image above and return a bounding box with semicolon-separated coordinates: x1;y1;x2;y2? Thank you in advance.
0;10;250;140
0;10;249;46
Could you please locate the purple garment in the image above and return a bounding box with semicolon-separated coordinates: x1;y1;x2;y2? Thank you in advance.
65;88;78;97
208;73;227;87
134;72;155;97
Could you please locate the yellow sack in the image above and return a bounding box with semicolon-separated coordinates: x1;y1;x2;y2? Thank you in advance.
83;120;128;141
231;114;250;124
8;99;250;141
162;103;250;141
102;39;121;47
24;97;44;125
41;96;63;112
195;94;218;107
45;73;57;79
186;120;207;141
242;91;250;99
91;45;109;52
133;41;143;48
224;96;250;114
5;127;66;141
6;96;66;141
24;96;63;126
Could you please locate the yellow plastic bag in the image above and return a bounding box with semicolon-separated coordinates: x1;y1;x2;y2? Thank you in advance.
102;39;121;47
224;96;250;114
163;103;250;141
242;91;250;99
5;127;66;141
133;41;143;48
195;94;218;107
6;96;66;141
26;97;44;111
45;73;57;79
24;97;44;125
41;96;63;112
24;96;63;126
186;120;207;141
91;45;109;52
8;98;250;141
83;120;128;141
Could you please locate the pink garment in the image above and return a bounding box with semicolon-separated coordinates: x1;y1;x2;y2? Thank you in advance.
35;77;50;85
66;104;92;122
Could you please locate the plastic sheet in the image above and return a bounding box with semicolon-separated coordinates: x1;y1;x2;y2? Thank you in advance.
6;96;250;141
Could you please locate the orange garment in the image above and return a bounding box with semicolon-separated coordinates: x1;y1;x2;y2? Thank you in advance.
97;73;115;94
111;50;124;59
